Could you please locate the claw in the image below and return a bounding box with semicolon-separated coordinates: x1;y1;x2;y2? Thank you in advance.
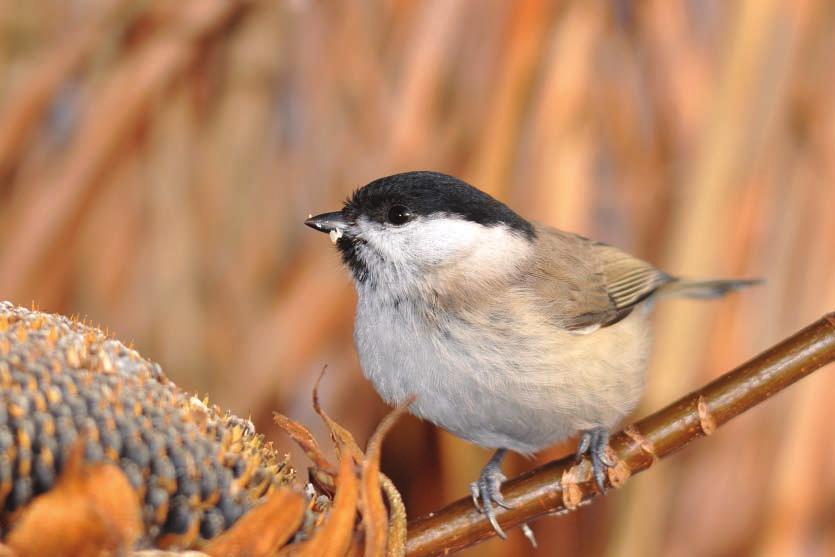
470;449;511;539
471;475;507;538
575;432;591;462
469;482;482;511
600;449;617;468
576;427;614;493
491;488;513;510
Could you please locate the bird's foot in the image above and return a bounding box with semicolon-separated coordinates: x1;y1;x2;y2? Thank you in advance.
576;427;616;493
470;449;512;538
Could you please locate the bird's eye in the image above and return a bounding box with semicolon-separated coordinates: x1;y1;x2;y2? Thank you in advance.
387;204;413;225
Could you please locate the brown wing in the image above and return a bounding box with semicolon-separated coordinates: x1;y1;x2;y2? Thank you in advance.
525;226;673;332
593;243;674;312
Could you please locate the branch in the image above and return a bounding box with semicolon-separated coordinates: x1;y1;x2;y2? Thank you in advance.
406;312;835;557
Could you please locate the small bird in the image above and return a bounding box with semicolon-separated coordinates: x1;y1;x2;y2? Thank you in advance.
305;171;757;537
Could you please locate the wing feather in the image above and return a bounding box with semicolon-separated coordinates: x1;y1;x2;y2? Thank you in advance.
595;244;673;310
524;227;673;332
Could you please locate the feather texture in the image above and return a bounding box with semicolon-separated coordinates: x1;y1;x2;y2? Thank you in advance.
525;227;673;331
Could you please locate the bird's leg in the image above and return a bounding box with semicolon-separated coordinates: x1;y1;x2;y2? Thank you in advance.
576;426;616;493
470;448;512;538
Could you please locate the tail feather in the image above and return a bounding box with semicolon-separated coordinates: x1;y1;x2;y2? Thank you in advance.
657;278;762;299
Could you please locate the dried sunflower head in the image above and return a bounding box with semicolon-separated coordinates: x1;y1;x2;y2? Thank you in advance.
0;301;295;548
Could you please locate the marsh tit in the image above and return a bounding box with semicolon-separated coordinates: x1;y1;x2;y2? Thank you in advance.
305;171;757;537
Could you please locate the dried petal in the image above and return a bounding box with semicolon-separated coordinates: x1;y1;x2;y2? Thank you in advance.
203;488;306;557
380;474;406;557
312;368;364;464
294;455;359;557
273;412;334;472
5;444;141;557
361;400;412;557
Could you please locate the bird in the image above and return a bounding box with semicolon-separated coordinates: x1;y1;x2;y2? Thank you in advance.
304;171;758;537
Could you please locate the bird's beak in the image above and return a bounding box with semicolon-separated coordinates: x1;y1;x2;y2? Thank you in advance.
305;211;349;244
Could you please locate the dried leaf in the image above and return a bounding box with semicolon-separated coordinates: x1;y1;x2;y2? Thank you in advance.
5;445;141;557
313;367;364;464
308;466;337;495
345;541;364;557
361;400;412;557
155;518;201;550
273;412;334;472
380;474;406;557
203;487;306;557
292;455;360;557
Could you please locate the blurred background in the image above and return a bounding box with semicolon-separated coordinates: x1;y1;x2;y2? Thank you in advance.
1;1;834;556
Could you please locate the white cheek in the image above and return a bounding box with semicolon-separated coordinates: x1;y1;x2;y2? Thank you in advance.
357;216;531;276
